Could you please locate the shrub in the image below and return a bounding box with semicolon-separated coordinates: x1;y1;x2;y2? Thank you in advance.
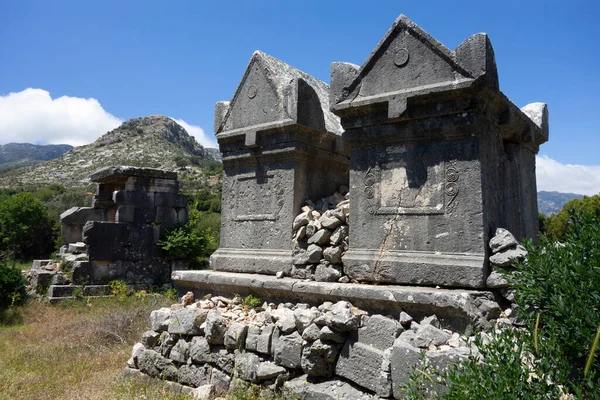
108;280;129;301
0;192;57;259
0;262;28;310
401;209;600;398
542;194;600;241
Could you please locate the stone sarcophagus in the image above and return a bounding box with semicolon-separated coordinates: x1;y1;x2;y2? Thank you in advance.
210;51;348;275
330;15;548;288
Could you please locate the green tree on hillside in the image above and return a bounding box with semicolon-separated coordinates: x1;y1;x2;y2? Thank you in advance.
0;193;57;260
543;194;600;240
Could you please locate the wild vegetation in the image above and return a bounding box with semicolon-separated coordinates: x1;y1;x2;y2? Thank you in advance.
402;208;600;399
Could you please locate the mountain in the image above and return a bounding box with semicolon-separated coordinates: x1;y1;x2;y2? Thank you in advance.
0;115;221;188
0;143;73;173
538;191;584;215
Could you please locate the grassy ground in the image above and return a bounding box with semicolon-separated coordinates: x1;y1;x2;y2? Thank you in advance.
0;296;297;400
0;295;185;400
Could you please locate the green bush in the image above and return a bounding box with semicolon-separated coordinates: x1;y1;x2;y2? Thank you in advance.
0;192;57;260
0;262;28;310
401;209;600;399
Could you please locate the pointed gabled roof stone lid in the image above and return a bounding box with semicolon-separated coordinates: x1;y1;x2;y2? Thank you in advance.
215;51;342;139
330;15;499;118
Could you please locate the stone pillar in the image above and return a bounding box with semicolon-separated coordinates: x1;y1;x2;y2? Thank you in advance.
330;15;548;288
210;51;348;276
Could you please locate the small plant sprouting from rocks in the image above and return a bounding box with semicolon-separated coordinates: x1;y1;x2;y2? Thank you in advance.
243;294;262;309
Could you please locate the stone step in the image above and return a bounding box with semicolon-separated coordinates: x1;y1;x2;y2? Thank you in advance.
172;270;499;331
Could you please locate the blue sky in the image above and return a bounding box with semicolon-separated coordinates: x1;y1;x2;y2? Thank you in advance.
0;0;599;194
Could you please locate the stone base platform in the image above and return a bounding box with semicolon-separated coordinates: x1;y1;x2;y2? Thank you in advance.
46;284;150;303
172;270;501;331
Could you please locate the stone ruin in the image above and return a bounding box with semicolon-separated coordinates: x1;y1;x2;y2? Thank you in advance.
127;15;549;399
28;166;188;300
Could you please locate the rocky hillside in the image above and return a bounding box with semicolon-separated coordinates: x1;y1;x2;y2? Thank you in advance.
538;191;584;215
0;143;73;173
0;115;221;189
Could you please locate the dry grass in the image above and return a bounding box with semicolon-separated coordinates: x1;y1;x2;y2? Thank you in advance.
0;295;174;400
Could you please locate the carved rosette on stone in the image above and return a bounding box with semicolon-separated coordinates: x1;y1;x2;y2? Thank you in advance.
210;51;349;276
330;15;549;288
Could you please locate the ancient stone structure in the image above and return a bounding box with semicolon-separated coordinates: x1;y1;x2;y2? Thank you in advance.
57;166;188;288
330;15;548;288
209;51;349;276
144;13;549;399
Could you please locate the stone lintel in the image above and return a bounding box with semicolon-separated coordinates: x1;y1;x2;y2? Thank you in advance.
89;166;177;183
172;270;495;331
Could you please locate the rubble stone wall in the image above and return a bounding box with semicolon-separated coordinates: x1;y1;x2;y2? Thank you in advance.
127;296;506;399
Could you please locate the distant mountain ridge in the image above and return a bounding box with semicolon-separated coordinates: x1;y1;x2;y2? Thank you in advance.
537;191;584;215
0;115;221;187
0;143;73;173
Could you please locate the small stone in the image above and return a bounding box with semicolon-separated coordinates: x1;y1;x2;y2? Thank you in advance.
189;336;211;363
398;330;415;344
399;311;413;327
330;225;349;245
127;342;145;368
323;246;342;264
256;362;287;381
205;310;228;345
274;308;296;334
150;308;171;332
302;323;321;342
324;301;359;331
338;276;350;283
168;308;208;335
301;339;340;378
235;352;262;382
169;339;190;363
181;291;194;307
224;323;248;350
190;384;214;400
274;331;303;369
314;264;342;282
294;308;321;333
295;226;306;241
489;228;519;253
489;245;527;267
486;270;509;288
141;330;161;348
306;244;323;264
319;214;343;230
413;325;451;348
420;315;441;328
319;325;346;343
276;271;285;279
307;229;332;246
448;332;462;348
292;211;311;231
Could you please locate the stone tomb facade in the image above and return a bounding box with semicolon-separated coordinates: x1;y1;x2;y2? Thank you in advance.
209;51;349;276
59;166;188;285
330;15;548;288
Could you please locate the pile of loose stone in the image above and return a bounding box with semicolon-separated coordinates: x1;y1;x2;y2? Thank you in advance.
289;188;351;282
125;292;516;399
485;228;527;302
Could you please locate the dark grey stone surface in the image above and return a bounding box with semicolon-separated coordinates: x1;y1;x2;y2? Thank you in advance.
335;338;387;394
330;15;547;289
285;375;377;400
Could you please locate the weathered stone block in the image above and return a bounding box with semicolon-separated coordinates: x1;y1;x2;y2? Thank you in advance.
169;339;190;363
150;308;171;332
274;331;303;369
205;310;228;345
224;323;248;350
168;308;207;335
178;364;212;388
358;314;399;351
301;339;340;378
189;336;211;363
336;339;388;395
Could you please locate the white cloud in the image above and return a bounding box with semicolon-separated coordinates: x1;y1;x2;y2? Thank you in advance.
536;155;600;196
171;118;217;149
0;88;122;146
